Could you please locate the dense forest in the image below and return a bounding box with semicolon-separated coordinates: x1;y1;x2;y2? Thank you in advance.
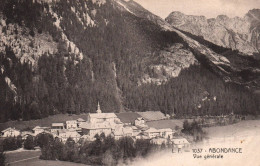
0;0;259;122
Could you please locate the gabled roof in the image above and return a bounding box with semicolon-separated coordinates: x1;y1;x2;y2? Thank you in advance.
89;113;117;119
116;112;141;124
33;126;49;130
1;127;20;133
146;120;183;130
66;120;77;123
158;128;173;132
81;121;113;130
172;138;190;144
59;131;81;138
77;118;85;122
144;127;160;133
52;123;64;127
137;111;167;121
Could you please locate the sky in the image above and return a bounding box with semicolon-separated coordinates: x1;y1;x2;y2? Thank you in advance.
134;0;260;19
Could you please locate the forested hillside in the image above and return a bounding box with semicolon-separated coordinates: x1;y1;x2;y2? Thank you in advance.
0;0;259;122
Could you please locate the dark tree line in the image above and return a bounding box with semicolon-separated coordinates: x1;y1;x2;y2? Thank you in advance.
40;133;158;165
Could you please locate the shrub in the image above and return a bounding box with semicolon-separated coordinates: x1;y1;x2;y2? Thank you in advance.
0;152;6;166
24;135;35;150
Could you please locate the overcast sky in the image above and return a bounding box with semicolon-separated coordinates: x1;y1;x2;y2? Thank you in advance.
134;0;260;19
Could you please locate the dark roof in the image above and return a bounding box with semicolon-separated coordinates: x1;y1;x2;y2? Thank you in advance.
146;120;184;130
137;111;167;121
116;112;141;124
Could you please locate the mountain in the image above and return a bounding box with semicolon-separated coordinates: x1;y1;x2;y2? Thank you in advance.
0;0;259;122
166;10;260;55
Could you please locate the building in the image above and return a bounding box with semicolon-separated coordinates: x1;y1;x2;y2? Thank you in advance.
32;126;49;135
81;121;114;139
58;130;81;143
143;128;161;139
172;138;190;151
159;128;174;139
66;120;78;129
77;118;86;127
51;123;65;133
1;128;20;137
21;131;35;140
134;117;146;127
123;126;134;137
87;102;117;124
151;137;168;145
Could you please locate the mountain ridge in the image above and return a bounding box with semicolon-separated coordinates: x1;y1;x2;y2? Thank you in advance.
166;9;260;55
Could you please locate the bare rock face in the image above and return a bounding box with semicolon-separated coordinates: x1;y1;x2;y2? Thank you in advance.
166;9;260;55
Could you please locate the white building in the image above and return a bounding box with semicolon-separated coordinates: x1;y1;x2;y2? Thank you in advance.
81;121;114;138
77;118;86;127
87;102;117;124
1;128;20;137
159;128;174;139
21;131;35;140
66;120;78;129
32;126;49;135
134;117;146;127
143;128;161;139
51;123;65;133
58;130;81;143
172;138;190;149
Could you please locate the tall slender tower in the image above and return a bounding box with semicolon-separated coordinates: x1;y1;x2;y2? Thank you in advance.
97;101;102;113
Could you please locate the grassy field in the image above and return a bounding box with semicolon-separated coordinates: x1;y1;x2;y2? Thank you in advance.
5;150;88;166
9;159;88;166
0;114;90;131
204;120;260;138
146;119;184;130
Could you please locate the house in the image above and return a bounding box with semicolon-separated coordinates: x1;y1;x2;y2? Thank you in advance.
146;120;183;134
58;130;81;143
172;138;190;150
134;117;146;127
116;112;141;125
151;137;167;145
32;126;49;135
143;128;161;139
123;126;134;137
21;131;35;140
51;123;65;133
113;126;124;140
134;132;150;140
77;118;86;127
66;120;78;129
159;128;174;139
1;128;20;137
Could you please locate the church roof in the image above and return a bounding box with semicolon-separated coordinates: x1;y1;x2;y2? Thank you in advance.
81;121;114;130
89;113;117;119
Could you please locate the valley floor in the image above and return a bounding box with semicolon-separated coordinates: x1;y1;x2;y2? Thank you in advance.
4;120;260;166
130;120;260;166
5;150;87;166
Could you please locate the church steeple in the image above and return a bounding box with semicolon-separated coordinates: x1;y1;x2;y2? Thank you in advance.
97;101;102;113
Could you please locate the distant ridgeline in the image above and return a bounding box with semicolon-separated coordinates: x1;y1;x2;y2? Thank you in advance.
0;0;259;122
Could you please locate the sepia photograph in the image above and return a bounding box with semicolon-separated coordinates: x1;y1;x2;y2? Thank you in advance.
0;0;259;165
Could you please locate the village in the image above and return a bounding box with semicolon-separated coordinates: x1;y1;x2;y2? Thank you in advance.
0;102;191;153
